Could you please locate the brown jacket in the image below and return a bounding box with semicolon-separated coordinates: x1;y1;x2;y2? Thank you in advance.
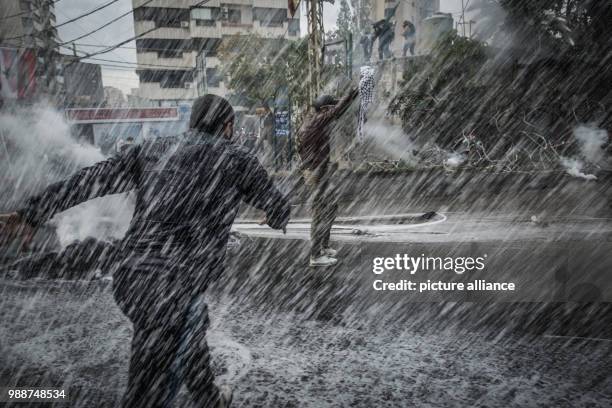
297;88;358;170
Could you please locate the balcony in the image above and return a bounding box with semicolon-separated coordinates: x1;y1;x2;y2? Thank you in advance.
190;22;222;39
252;20;290;37
253;0;288;8
133;0;192;8
137;51;195;69
138;82;197;101
220;22;253;36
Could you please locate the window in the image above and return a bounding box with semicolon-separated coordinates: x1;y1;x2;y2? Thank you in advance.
157;49;184;58
227;8;241;24
160;71;192;88
137;39;192;54
196;19;216;26
192;8;212;20
206;68;221;87
192;7;219;26
254;8;286;27
138;70;193;88
288;19;299;35
134;7;189;28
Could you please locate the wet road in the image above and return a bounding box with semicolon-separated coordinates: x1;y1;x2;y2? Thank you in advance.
232;212;612;243
1;279;610;407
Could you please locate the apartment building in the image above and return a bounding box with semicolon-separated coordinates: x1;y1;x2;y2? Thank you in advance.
369;0;440;56
131;0;300;106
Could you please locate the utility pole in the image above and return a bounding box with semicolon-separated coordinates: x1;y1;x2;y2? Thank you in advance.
195;49;207;96
461;0;466;37
306;0;324;103
38;0;62;104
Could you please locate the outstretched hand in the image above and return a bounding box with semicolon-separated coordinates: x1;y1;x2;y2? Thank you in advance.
258;216;288;234
0;212;35;250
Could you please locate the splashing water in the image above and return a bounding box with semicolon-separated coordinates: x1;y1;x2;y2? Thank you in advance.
0;105;134;247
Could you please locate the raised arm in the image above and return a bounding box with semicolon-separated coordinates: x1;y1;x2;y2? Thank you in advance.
17;145;142;227
237;154;290;230
320;87;359;123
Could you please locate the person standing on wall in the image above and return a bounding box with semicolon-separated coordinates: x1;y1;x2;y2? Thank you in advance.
402;20;417;57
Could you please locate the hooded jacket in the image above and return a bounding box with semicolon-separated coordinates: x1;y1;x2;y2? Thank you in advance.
297;88;358;171
18;131;290;266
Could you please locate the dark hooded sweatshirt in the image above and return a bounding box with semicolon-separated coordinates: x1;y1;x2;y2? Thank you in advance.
297;88;358;171
17;130;290;307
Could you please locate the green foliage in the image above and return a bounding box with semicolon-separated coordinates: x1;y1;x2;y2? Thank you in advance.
389;3;611;169
336;0;353;40
218;35;309;114
427;31;489;91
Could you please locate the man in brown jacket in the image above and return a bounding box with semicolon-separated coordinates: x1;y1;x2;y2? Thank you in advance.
297;88;358;266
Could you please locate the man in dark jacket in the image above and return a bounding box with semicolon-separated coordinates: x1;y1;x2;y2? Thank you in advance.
373;18;395;60
0;94;290;407
297;88;358;267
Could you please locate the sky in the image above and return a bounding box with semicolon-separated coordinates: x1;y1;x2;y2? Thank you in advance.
56;0;465;96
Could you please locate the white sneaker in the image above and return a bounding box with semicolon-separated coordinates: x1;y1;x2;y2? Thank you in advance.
322;247;337;257
217;385;233;408
310;254;338;267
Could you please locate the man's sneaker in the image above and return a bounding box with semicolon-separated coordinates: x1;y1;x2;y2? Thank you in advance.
322;247;337;257
216;385;233;407
310;255;338;267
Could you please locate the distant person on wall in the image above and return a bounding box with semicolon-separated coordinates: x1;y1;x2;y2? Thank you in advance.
297;88;358;267
0;94;290;408
360;26;374;62
402;20;416;57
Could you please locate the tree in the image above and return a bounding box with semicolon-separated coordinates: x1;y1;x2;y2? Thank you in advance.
336;0;353;40
218;34;310;120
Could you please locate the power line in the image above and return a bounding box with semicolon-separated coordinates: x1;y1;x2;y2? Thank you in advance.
0;0;62;21
3;0;122;41
66;0;213;64
61;46;194;69
89;57;192;69
75;43;138;50
61;0;213;49
74;43;190;53
55;7;135;72
59;0;157;45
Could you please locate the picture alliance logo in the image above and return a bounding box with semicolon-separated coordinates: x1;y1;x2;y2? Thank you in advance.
372;254;488;275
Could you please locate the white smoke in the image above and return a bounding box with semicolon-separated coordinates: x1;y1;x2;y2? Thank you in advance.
52;193;135;247
559;157;597;181
444;152;466;168
361;118;417;163
574;124;608;164
0;105;104;203
559;124;608;181
0;105;134;248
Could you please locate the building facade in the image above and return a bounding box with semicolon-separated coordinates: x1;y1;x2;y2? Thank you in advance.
369;0;440;56
131;0;300;106
0;0;63;102
62;58;104;108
